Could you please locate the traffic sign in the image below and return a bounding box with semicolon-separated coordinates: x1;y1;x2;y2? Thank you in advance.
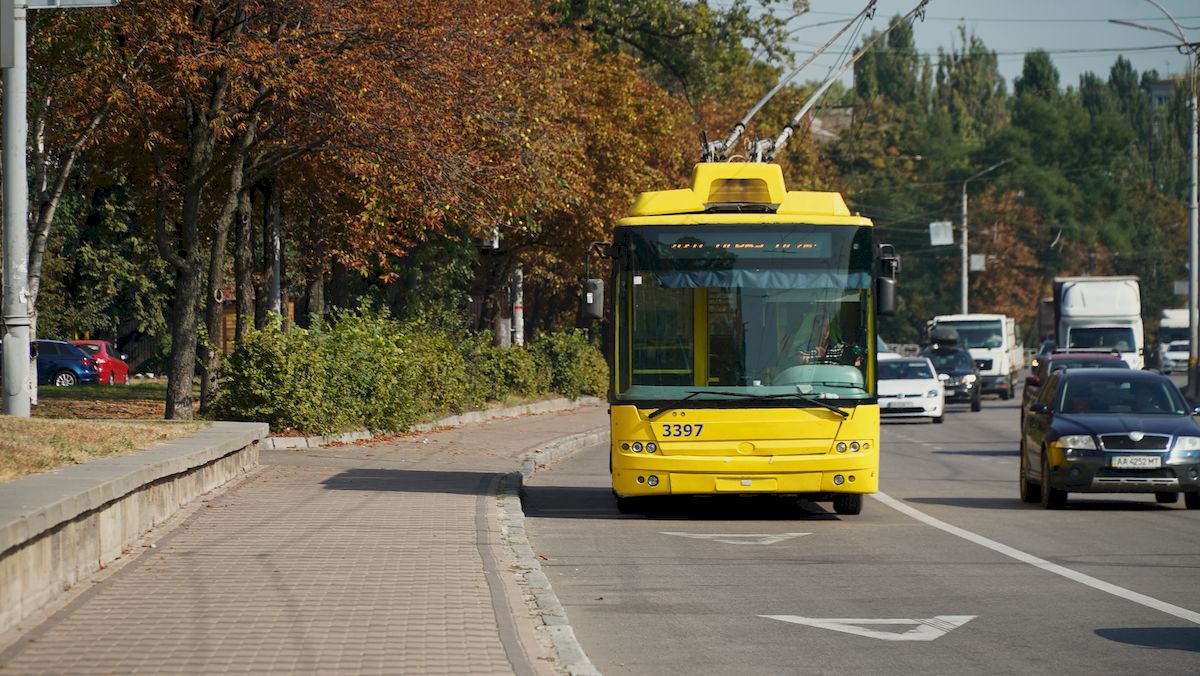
929;220;953;246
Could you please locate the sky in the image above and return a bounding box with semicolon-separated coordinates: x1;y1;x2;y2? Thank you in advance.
763;0;1197;90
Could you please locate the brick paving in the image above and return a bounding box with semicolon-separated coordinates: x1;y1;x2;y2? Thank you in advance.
0;406;607;675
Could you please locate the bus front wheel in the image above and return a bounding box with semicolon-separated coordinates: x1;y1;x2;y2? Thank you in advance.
832;494;863;515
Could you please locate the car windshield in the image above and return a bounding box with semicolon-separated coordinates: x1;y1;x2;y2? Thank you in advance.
932;320;1003;349
922;349;974;372
1058;376;1188;415
1049;358;1127;373
879;359;934;380
1068;327;1135;352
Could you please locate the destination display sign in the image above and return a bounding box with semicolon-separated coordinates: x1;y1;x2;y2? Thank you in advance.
657;231;833;259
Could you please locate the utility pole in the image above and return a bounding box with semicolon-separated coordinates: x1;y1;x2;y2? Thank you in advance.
3;1;30;416
511;265;524;347
960;159;1012;314
1111;4;1198;396
2;0;119;417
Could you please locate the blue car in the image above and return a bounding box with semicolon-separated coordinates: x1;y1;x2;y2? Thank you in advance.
1020;368;1200;510
35;340;99;386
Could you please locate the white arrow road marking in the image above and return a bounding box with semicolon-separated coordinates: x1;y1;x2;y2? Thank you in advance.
660;532;811;546
761;615;976;641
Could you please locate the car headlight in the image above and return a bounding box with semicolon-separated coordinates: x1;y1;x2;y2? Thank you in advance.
961;374;977;384
1173;436;1200;451
1054;434;1097;450
926;390;939;398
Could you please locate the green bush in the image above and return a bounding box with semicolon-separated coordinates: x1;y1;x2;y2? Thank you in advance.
531;329;608;400
212;311;607;434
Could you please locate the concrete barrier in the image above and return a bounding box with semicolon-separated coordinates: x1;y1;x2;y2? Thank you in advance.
0;421;268;635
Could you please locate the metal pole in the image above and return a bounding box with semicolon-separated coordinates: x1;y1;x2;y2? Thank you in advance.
2;3;30;417
1189;92;1198;397
960;183;969;315
512;264;524;348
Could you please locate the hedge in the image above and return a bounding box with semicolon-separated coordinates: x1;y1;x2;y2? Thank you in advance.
210;310;607;434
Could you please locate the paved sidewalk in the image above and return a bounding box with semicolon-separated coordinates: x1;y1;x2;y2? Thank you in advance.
0;405;607;675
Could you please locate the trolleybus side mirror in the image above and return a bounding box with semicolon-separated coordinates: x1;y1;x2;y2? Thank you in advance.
582;279;604;322
876;277;896;316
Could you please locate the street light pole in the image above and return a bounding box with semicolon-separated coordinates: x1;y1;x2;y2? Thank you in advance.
960;159;1012;315
1111;2;1199;397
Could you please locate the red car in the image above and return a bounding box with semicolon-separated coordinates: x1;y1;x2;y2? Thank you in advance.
71;340;130;385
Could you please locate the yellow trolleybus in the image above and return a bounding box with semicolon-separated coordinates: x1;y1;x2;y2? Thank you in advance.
584;162;897;516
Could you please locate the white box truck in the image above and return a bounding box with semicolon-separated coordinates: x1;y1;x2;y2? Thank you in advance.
928;313;1024;400
1053;276;1143;369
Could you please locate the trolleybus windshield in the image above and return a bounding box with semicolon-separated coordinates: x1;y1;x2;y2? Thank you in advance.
614;223;875;406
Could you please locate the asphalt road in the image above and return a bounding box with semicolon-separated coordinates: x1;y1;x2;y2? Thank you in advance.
522;392;1200;675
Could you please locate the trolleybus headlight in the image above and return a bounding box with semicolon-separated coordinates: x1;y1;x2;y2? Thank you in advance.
632;442;644;453
646;442;657;453
835;442;848;453
850;441;860;452
833;474;845;485
647;475;659;487
621;443;630;451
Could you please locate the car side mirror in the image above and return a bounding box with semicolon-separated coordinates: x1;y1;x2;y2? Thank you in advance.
875;277;896;317
937;373;949;381
1026;375;1040;387
1030;402;1049;415
121;354;129;361
581;279;604;322
1192;404;1200;416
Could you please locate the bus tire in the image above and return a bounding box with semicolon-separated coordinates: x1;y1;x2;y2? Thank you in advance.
832;494;863;516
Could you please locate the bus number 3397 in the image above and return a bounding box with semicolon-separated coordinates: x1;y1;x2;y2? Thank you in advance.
661;423;703;437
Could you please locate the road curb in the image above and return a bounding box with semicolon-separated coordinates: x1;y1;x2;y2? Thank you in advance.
498;427;607;676
261;397;604;450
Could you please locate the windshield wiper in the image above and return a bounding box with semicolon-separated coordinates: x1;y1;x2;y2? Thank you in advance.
647;389;849;420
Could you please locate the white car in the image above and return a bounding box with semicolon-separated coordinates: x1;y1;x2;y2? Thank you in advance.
878;357;945;424
1165;340;1189;369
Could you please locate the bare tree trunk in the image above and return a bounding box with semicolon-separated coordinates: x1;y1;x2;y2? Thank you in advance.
263;178;281;317
234;188;254;342
330;257;353;311
200;124;255;413
304;237;325;327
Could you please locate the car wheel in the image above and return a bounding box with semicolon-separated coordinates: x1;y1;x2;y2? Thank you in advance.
932;415;944;424
1040;452;1067;509
832;494;863;515
971;393;982;412
53;370;78;387
1000;388;1010;401
1185;492;1200;510
1020;451;1041;503
1155;492;1179;504
107;373;114;386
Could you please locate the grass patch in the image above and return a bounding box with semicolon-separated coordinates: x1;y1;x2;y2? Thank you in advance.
32;380;202;420
0;417;206;484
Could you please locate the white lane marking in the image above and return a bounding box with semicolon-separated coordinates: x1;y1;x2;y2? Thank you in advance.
871;491;1200;625
761;615;975;641
661;532;810;546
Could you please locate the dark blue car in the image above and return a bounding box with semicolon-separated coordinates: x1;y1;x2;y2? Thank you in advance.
35;340;99;387
1020;368;1200;510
